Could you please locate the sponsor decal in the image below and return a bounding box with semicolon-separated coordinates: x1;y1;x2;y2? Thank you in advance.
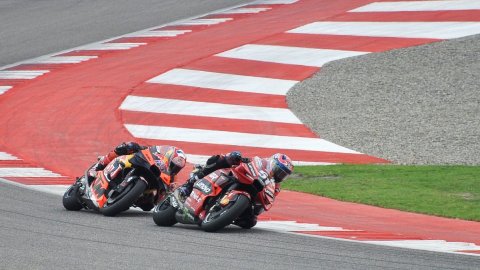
258;170;268;181
247;163;257;177
191;190;202;203
194;180;212;194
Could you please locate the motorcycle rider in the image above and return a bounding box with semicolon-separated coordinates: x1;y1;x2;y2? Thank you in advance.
89;142;185;180
88;142;187;210
179;151;294;229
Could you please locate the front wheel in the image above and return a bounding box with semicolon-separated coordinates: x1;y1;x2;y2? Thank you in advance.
201;194;250;232
100;179;147;217
62;184;83;211
152;197;177;227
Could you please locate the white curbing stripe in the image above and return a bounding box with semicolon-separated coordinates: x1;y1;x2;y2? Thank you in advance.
0;152;19;160
253;0;299;4
0;70;49;79
124;30;192;37
0;86;12;95
79;42;146;50
217;44;369;67
288;21;480;39
219;7;271;14
27;56;98;64
258;221;480;256
0;168;62;177
120;95;302;124
124;124;361;154
147;68;298;95
186;154;335;166
365;240;480;253
350;0;480;12
256;221;350;232
174;18;232;25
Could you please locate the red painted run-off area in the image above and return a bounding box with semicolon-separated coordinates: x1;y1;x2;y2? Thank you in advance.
0;0;391;177
1;0;479;245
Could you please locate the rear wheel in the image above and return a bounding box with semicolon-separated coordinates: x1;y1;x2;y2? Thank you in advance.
62;184;83;211
201;194;250;232
100;179;147;217
152;197;177;226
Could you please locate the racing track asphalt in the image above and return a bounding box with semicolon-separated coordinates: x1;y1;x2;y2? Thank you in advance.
1;1;479;269
2;182;480;270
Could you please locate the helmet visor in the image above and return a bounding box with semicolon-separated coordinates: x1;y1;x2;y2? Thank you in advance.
273;165;290;182
169;156;186;175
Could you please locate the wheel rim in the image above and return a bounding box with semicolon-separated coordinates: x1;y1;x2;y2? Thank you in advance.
203;202;236;224
105;183;134;206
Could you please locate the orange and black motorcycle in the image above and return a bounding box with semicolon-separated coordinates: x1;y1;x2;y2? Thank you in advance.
62;146;173;216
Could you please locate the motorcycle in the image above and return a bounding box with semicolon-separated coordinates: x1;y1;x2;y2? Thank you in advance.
152;159;276;232
62;147;172;216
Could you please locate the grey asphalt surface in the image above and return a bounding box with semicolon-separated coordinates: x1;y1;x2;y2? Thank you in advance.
1;0;480;269
2;182;479;270
288;35;480;165
0;0;249;67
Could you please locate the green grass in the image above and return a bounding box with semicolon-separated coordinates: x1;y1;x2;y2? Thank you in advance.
282;165;480;221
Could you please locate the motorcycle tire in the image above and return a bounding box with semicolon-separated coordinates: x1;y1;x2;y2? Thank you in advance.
152;197;177;226
201;194;250;232
100;179;147;217
62;184;83;211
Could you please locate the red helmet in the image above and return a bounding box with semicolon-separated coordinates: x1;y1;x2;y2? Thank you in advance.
167;148;186;176
153;146;187;176
269;153;294;183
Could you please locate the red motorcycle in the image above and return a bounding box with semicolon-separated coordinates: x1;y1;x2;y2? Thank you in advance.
152;159;276;232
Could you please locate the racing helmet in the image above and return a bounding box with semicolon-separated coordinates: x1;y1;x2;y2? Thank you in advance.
167;148;186;176
269;153;294;183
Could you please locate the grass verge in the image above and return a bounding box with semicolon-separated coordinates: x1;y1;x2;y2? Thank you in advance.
282;164;480;221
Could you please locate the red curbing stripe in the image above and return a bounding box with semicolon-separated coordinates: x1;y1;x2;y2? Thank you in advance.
122;110;317;138
297;230;425;241
4;177;73;185
132;84;289;108
257;33;440;52
138;138;389;164
185;56;318;80
333;10;480;22
458;250;480;254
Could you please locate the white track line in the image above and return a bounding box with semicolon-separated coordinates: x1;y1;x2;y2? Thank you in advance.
365;240;480;253
219;7;271;14
0;168;62;177
0;152;19;160
256;221;350;232
79;42;146;50
147;68;297;95
125;124;361;154
217;44;368;67
186;154;335;166
288;21;480;39
124;30;191;37
175;18;232;25
0;70;49;79
27;56;97;64
350;0;480;12
0;86;12;95
120;95;302;124
253;0;299;4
